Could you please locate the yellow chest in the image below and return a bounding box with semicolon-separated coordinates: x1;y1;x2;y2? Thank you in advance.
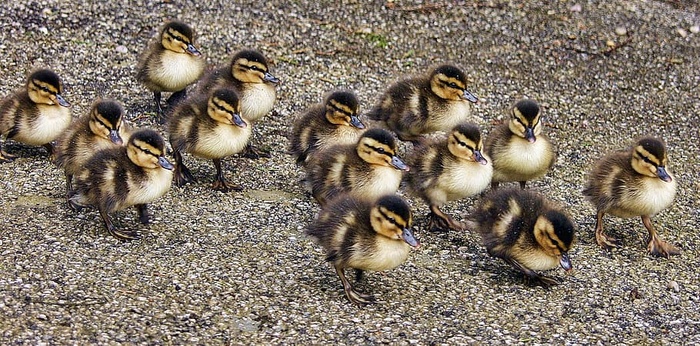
154;51;205;90
14;105;72;145
193;124;252;159
240;84;277;122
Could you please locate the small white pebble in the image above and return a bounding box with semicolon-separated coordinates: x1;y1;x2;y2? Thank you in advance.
668;281;680;292
690;25;700;34
615;27;627;36
115;45;128;54
570;4;582;12
677;28;688;38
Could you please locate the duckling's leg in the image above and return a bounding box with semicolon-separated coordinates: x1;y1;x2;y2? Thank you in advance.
42;143;56;161
641;215;680;257
136;204;150;225
518;181;527;189
428;205;466;232
334;264;376;306
99;208;140;240
504;258;560;287
490;181;500;190
594;210;620;250
173;150;195;187
242;130;272;159
153;91;166;122
212;158;242;192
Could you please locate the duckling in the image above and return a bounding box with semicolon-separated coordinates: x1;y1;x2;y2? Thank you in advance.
306;193;419;306
583;136;679;257
136;20;205;120
168;87;251;192
68;129;173;240
467;188;576;286
289;90;366;167
305;128;409;206
406;123;492;231
366;64;478;142
196;49;279;158
485;99;555;189
55;99;130;195
0;69;71;162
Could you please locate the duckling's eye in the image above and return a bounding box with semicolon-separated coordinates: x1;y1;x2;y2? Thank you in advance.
641;155;655;165
448;82;459;89
375;147;385;154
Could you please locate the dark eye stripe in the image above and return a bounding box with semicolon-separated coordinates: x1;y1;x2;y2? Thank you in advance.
378;208;403;228
452;134;473;150
328;103;352;116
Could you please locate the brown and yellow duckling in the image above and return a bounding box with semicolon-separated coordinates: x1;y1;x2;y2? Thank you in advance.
306;193;419;306
366;64;478;142
583;136;679;257
406;123;492;231
485;99;555;189
0;69;71;162
196;49;279;158
55;99;130;195
289;90;366;167
467;188;576;286
305;128;409;206
136;20;205;120
168;88;251;192
68;129;174;240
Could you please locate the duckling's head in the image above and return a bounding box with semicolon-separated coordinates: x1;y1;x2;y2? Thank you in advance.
27;69;71;107
370;195;419;247
508;99;541;143
89;100;125;145
429;64;478;103
356;128;409;171
230;49;280;84
631;136;672;182
160;21;201;56
324;91;365;129
448;123;488;165
207;88;247;128
533;209;576;271
126;129;174;170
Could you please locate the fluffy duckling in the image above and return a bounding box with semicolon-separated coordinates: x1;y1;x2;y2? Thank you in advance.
136;20;206;119
0;69;71;162
583;136;679;257
196;49;279;158
366;64;478;142
485;99;555;189
289;90;366;167
306;194;419;306
467;188;576;286
55;99;130;194
406;123;492;231
305;128;409;206
68;129;174;240
168;88;251;192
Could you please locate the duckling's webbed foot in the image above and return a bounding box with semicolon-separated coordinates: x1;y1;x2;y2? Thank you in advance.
242;143;272;159
99;208;141;240
427;207;466;232
505;258;561;287
335;265;376;307
595;211;620;250
136;204;150;225
212;158;242;192
0;150;17;163
642;215;680;257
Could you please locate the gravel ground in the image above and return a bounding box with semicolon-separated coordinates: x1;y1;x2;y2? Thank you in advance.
1;0;699;344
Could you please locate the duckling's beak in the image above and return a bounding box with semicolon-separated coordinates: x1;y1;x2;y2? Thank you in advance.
264;72;280;84
390;156;410;171
109;130;123;145
461;89;478;103
402;228;420;247
656;166;672;182
525;127;536;143
186;44;202;57
231;113;248;128
54;94;71;107
158;156;175;170
559;252;573;272
473;150;488;165
350;115;366;129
